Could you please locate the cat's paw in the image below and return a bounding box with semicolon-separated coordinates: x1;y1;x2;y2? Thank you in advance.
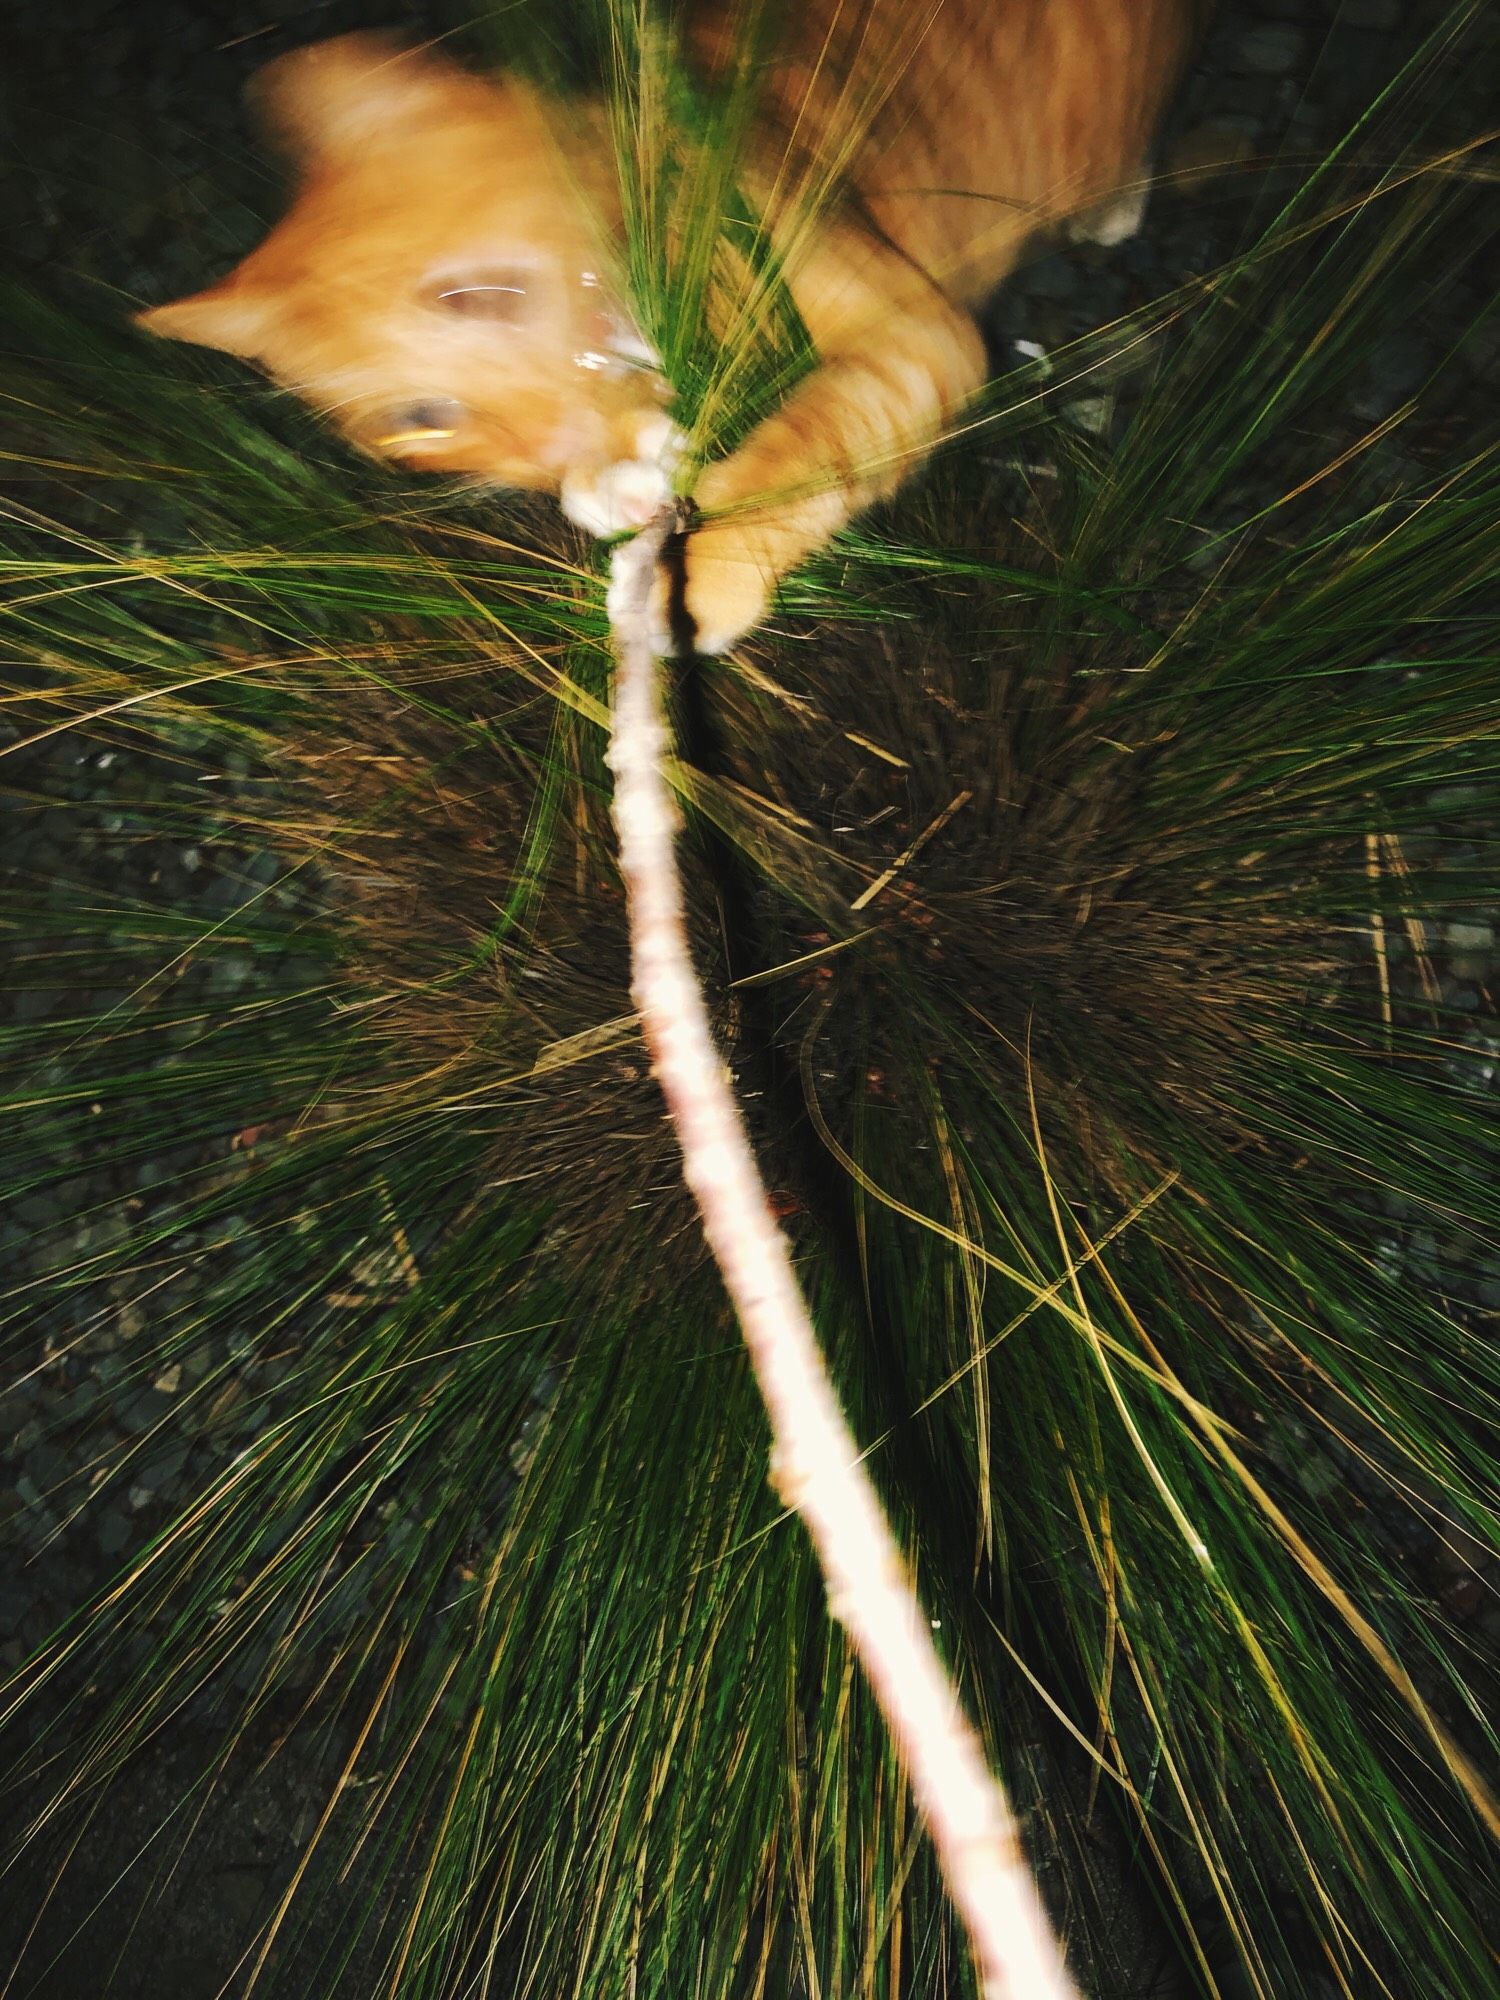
650;520;775;656
561;456;674;538
1066;183;1148;248
560;416;687;540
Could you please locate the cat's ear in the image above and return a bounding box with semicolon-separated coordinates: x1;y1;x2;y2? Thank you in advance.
246;32;479;168
134;283;270;359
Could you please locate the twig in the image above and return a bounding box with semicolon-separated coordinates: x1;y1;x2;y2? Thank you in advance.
851;787;973;912
605;510;1080;2000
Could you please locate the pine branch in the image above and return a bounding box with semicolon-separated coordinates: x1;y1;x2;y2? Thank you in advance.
605;512;1081;2000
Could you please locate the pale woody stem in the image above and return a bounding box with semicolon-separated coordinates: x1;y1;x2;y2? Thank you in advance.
605;513;1080;2000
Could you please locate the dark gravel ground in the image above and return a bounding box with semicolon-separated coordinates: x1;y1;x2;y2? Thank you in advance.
2;2;1497;1996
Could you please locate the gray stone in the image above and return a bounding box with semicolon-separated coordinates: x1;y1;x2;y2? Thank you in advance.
76;1211;129;1257
0;1585;34;1634
1205;73;1278;123
1322;26;1395;109
1020;255;1081;304
1446;920;1494;953
15;1193;64;1230
208;953;255;995
95;27;134;65
205;874;250;914
9;988;55;1025
1428;783;1484;814
1354;333;1436;423
25;1444;69;1496
1233;24;1303;76
136;1444;189;1491
119;1388;173;1434
96;1510;132;1556
1295;1453;1343;1503
176;1346;216;1387
1338;0;1400;26
62;1377;101;1422
244;849;282;887
1459;317;1500;381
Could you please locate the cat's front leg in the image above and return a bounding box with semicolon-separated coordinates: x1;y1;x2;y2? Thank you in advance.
653;485;850;656
662;298;988;654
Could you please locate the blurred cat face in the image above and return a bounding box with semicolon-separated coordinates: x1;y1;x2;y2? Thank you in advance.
137;35;670;490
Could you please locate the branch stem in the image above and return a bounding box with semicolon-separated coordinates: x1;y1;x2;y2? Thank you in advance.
605;512;1080;2000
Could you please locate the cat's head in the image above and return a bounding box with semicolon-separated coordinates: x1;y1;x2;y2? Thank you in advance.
137;34;670;490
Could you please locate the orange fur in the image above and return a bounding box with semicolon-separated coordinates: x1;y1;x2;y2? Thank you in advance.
138;6;1203;649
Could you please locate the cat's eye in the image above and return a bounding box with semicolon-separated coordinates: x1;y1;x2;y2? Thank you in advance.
425;267;534;324
373;398;466;449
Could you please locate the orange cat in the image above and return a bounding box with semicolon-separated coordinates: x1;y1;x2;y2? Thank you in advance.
139;6;1204;651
